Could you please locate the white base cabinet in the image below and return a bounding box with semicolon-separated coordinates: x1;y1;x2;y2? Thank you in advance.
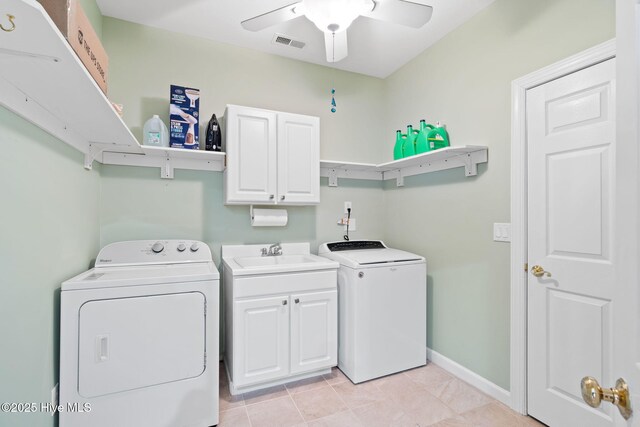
290;290;338;375
222;245;338;395
233;295;291;387
223;105;320;205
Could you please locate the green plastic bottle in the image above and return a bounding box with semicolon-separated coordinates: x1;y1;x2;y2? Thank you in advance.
402;125;417;157
393;130;405;160
427;122;450;150
415;120;435;154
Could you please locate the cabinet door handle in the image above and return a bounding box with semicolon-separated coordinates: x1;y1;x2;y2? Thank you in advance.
281;195;286;200
269;194;275;200
282;300;287;305
294;298;300;304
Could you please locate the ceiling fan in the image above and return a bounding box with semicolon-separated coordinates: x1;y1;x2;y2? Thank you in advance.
241;0;433;63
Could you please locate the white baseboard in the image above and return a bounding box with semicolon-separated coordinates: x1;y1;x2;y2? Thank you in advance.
427;348;511;407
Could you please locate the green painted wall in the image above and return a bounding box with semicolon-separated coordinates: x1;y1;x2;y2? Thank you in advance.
99;169;385;266
79;0;102;39
0;107;101;427
101;18;387;164
383;0;615;389
99;17;388;261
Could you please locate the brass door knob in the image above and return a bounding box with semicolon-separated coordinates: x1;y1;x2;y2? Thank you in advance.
531;265;551;278
581;376;632;420
1;14;15;32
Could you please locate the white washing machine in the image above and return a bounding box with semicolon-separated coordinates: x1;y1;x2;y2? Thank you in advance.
59;240;219;427
318;240;426;383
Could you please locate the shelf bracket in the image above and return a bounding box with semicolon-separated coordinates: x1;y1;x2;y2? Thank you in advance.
83;143;114;170
328;169;339;187
464;154;478;177
161;156;174;179
396;169;405;187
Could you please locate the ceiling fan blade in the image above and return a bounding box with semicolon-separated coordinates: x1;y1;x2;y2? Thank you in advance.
324;30;348;63
241;2;301;32
363;0;433;29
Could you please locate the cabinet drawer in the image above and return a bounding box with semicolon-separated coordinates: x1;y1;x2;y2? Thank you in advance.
234;270;337;298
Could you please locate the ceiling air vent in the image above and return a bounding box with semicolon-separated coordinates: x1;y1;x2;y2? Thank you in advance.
272;33;305;49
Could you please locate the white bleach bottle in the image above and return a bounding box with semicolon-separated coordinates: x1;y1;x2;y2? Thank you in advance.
143;115;169;147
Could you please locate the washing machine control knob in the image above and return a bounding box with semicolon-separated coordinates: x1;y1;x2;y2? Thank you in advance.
151;242;164;253
177;243;186;252
190;242;200;252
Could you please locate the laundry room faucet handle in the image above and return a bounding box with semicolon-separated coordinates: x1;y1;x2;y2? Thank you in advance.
268;243;282;256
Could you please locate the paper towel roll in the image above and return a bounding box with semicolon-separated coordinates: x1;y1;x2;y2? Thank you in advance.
251;207;288;227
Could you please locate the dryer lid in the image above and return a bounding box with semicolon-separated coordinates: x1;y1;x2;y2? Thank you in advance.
319;241;424;266
62;262;219;291
335;248;423;265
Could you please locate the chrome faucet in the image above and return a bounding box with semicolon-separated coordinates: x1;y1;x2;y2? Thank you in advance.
267;243;283;256
260;243;283;256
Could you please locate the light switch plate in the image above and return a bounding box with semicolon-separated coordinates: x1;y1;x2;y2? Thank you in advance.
493;223;511;242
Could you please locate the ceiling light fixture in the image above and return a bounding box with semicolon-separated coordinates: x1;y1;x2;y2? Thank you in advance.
241;0;434;63
297;0;372;34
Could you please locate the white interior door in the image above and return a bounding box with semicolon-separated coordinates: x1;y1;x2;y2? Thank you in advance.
527;58;623;426
614;2;640;424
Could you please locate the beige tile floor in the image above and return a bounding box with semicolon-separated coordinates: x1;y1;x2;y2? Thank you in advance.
218;362;547;427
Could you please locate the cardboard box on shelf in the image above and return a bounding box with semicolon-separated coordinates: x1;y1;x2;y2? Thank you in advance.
170;85;200;149
40;0;108;94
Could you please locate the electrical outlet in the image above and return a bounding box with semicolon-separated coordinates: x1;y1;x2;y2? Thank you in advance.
343;217;356;231
344;201;352;214
493;223;511;242
51;383;58;416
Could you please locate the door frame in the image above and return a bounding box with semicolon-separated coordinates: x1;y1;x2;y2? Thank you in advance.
509;39;616;414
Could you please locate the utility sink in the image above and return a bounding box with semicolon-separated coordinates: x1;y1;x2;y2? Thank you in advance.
222;243;339;276
234;255;318;268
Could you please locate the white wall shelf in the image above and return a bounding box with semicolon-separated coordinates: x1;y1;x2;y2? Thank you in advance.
101;146;225;179
0;0;225;179
320;146;488;187
2;1;485;184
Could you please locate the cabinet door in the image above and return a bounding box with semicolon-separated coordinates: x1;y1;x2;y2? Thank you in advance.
225;106;277;204
290;290;337;374
233;295;290;387
276;113;320;205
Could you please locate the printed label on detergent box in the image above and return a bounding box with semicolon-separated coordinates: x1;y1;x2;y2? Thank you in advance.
170;85;200;149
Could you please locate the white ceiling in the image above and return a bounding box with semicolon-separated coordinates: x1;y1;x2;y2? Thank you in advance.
96;0;495;78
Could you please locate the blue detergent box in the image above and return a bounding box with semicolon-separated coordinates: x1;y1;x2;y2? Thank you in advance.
169;85;200;149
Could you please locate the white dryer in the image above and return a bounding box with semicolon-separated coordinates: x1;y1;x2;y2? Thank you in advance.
59;240;219;427
318;240;426;383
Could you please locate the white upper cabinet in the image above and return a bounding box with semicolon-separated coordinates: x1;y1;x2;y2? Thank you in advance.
224;105;320;205
224;106;278;204
277;113;320;204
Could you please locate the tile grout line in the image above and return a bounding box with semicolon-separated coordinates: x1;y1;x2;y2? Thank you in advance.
288;383;309;426
327;373;365;425
244;405;253;427
409;373;495;419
